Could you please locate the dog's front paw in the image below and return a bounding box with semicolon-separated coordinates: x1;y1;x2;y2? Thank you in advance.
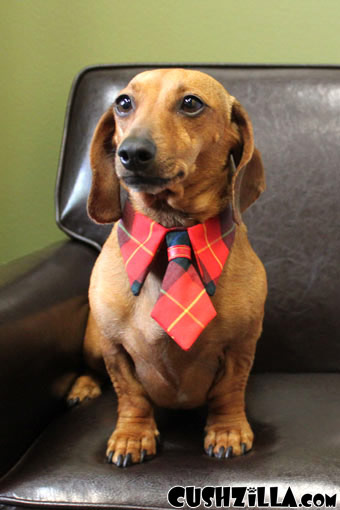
107;418;160;467
204;418;254;459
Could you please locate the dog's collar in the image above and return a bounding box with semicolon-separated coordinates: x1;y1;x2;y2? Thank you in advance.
117;200;236;297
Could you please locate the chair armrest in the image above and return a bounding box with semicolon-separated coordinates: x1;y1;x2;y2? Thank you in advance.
0;240;98;476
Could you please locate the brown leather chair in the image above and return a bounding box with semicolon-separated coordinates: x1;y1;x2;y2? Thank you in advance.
1;65;340;509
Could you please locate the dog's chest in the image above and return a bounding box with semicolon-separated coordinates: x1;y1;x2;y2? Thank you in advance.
121;268;225;408
94;231;227;408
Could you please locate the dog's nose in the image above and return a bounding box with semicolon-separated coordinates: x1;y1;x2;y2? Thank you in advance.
118;137;156;171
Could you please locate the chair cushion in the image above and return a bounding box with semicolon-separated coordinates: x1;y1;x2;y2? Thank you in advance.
1;373;339;509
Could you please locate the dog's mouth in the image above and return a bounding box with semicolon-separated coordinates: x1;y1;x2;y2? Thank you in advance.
120;165;187;210
123;174;185;210
122;167;186;194
122;174;172;192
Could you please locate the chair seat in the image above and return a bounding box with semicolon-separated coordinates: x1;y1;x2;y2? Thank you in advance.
1;373;339;509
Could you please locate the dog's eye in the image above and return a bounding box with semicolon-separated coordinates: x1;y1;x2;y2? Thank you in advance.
180;95;205;115
115;95;133;116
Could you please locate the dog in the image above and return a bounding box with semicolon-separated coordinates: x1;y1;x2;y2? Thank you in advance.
67;68;267;468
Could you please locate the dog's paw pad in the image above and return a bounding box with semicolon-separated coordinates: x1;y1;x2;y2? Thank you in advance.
66;375;102;406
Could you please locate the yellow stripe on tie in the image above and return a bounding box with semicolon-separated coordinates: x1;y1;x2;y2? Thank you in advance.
118;221;155;267
160;288;206;332
202;223;223;269
195;224;235;255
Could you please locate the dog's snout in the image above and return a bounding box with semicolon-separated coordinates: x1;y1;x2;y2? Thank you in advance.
118;137;156;171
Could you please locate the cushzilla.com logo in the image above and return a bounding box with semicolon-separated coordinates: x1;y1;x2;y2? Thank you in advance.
167;486;337;508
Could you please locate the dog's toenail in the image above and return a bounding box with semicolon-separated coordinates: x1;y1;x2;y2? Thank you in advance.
67;397;80;408
116;454;124;467
207;444;214;457
225;446;233;458
123;453;132;467
140;449;147;463
217;446;225;458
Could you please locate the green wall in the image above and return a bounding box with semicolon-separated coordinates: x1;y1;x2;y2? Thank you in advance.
1;0;339;264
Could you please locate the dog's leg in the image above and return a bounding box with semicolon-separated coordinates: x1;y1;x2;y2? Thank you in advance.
204;337;257;458
66;312;105;407
102;338;159;467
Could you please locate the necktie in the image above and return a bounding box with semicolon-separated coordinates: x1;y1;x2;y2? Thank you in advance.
150;230;217;350
117;201;235;350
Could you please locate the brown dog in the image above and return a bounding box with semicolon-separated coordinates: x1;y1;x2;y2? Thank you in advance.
67;68;267;467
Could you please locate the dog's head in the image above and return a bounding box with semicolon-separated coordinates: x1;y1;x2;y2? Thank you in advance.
88;68;265;227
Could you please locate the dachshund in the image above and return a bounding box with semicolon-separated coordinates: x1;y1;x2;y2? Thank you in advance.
67;68;267;468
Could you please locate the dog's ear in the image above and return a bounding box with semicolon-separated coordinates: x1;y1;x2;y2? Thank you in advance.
230;100;265;225
87;106;121;224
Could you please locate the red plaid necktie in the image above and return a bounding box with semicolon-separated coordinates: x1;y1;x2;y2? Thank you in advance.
118;201;235;350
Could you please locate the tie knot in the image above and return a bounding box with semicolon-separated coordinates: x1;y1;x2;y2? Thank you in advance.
166;230;192;262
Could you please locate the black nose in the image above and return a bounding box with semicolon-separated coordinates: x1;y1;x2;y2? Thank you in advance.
118;137;156;171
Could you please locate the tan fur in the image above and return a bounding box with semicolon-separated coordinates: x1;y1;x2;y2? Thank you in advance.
68;69;267;466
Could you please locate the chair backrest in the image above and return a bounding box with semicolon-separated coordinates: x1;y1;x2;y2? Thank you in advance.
56;64;340;372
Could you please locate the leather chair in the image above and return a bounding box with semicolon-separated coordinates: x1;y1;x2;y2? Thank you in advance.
1;65;340;509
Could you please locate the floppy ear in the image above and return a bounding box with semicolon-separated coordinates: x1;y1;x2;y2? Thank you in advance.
230;100;265;225
87;106;121;224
